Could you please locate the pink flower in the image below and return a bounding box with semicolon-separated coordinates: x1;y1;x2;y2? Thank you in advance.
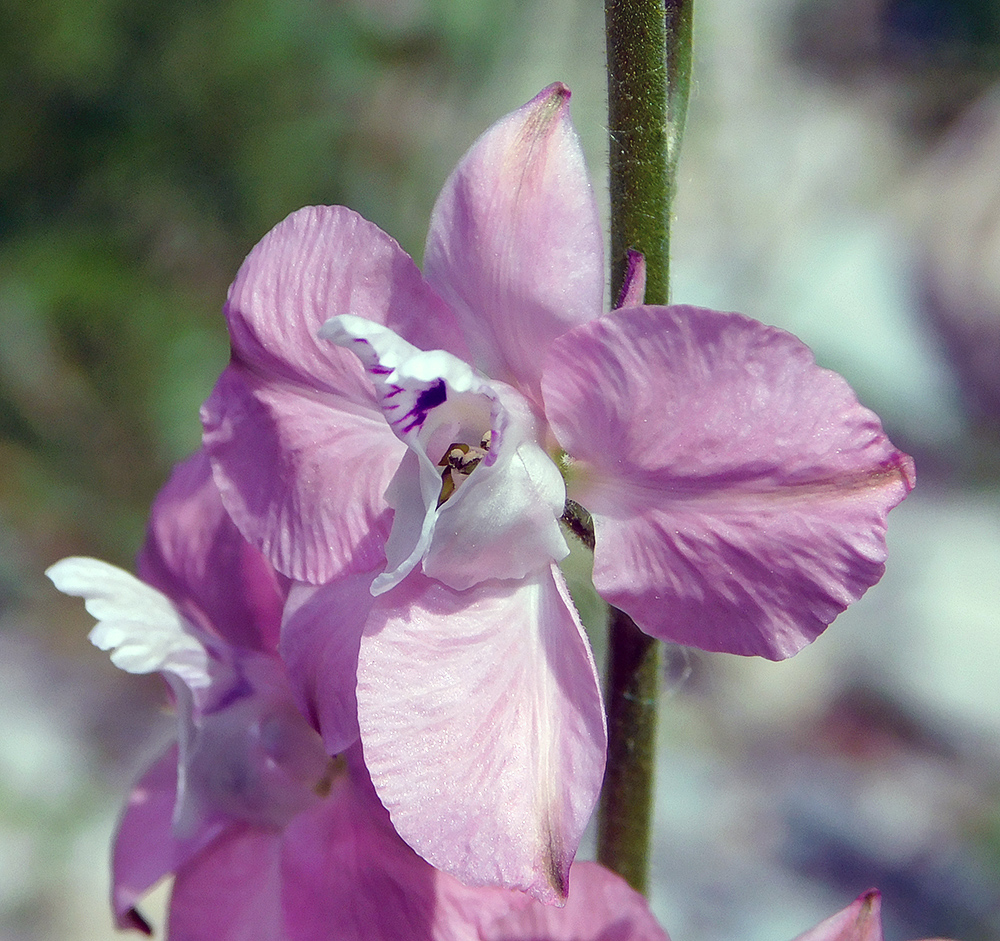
47;451;665;941
200;82;913;896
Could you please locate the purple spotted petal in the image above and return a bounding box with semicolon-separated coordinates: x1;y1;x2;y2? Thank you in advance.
356;565;606;903
542;305;915;659
424;83;604;405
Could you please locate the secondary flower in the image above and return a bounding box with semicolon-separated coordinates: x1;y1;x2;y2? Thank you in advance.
46;451;657;941
200;81;913;894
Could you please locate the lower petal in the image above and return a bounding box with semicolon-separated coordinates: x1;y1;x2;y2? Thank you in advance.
356;565;606;903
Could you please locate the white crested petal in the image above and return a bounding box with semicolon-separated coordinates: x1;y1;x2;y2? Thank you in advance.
323;315;565;593
424;386;568;590
46;557;210;690
375;449;437;594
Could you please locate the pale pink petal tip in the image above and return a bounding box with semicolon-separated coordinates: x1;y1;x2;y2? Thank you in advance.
542;304;916;660
792;890;883;941
423;79;604;402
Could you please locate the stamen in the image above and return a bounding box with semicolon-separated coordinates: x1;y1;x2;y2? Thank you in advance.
437;469;456;508
435;434;491;506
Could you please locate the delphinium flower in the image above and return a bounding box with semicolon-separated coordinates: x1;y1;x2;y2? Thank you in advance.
200;83;914;899
46;449;670;941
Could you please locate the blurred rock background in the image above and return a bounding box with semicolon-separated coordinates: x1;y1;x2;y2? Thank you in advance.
1;0;998;939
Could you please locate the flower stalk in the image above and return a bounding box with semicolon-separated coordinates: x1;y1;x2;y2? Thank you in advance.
599;0;694;894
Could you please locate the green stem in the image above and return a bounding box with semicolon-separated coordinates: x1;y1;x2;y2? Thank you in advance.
598;0;693;895
596;607;661;893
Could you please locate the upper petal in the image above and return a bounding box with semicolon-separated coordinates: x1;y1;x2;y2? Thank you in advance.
202;362;401;584
205;204;468;585
542;305;916;659
224;205;466;390
137;448;285;654
423;83;604;403
356;565;606;903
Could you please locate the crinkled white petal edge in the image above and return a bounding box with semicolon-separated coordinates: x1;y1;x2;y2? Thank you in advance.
46;556;210;690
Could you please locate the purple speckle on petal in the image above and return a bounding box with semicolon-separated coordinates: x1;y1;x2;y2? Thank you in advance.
397;379;447;433
415;380;447;413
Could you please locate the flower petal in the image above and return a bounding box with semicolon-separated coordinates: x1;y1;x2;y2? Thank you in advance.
280;763;439;941
279;574;378;755
137;448;285;654
791;890;882;941
169;823;286;941
223;205;466;390
423;83;604;404
204;204;468;585
46;556;211;688
356;565;606;903
615;250;647;310
479;861;671;941
202;361;401;584
542;305;916;659
112;745;225;934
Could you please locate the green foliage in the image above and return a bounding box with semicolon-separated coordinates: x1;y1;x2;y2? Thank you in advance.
0;0;533;578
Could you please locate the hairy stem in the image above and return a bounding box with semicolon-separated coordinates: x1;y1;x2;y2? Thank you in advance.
598;0;693;894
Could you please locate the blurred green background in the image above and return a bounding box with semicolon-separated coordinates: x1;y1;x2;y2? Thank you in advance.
2;0;1000;939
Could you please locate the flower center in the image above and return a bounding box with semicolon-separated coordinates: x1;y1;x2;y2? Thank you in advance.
437;431;492;506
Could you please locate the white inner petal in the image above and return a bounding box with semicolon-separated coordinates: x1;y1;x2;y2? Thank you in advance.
321;315;568;593
46;556;211;691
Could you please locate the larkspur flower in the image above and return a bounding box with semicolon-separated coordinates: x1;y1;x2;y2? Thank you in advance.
200;83;913;899
46;450;665;941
